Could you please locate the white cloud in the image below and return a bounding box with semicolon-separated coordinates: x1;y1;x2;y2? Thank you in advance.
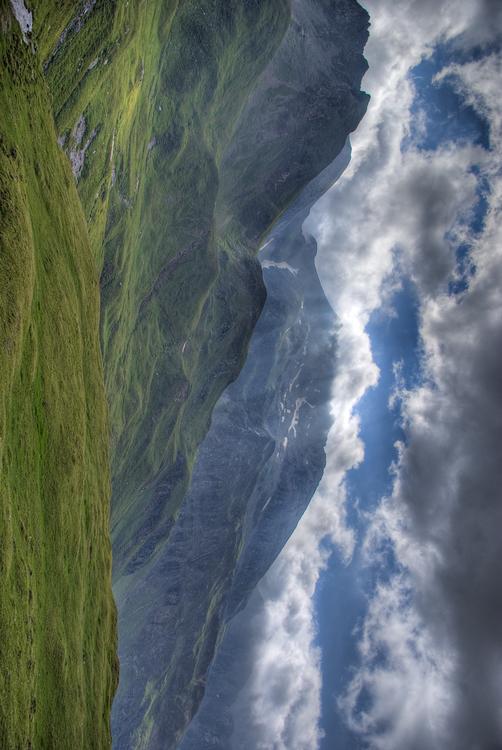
230;452;359;750
434;53;502;150
241;2;502;749
339;573;456;750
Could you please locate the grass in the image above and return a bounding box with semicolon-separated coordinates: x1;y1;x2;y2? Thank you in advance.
36;1;294;745
0;8;117;748
36;0;290;581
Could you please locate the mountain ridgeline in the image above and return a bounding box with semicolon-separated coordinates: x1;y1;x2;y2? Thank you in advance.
177;139;354;750
107;0;368;746
114;141;354;750
1;0;368;748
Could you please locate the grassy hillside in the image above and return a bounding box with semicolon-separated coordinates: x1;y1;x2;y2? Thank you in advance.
0;7;117;748
38;0;290;580
0;0;368;745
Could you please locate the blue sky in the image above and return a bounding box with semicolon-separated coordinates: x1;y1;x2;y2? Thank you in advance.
312;20;500;748
317;279;420;749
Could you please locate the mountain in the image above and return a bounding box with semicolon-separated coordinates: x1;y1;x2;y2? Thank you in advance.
1;0;368;747
108;0;368;744
114;142;353;750
176;180;346;749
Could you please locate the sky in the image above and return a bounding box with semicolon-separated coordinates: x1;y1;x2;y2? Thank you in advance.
235;1;502;748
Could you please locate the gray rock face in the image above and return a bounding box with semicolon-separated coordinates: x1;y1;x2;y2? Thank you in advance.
9;0;32;45
111;0;368;746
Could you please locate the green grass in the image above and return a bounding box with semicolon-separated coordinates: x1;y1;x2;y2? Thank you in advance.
32;2;292;743
0;9;117;748
35;0;290;579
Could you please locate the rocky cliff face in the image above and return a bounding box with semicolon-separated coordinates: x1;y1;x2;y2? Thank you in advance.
111;0;368;745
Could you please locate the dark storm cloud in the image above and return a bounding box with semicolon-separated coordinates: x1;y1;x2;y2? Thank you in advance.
393;236;502;748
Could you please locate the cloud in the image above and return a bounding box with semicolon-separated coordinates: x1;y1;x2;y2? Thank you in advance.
343;171;502;744
339;573;456;750
230;448;359;750
453;0;502;49
235;3;502;749
338;40;502;750
435;53;502;145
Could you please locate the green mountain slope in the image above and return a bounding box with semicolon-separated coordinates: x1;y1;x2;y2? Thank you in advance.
0;7;117;748
35;1;366;745
38;0;291;578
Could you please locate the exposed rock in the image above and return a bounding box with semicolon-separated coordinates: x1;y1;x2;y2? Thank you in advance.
44;0;97;69
72;114;86;147
68;120;97;181
9;0;32;45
